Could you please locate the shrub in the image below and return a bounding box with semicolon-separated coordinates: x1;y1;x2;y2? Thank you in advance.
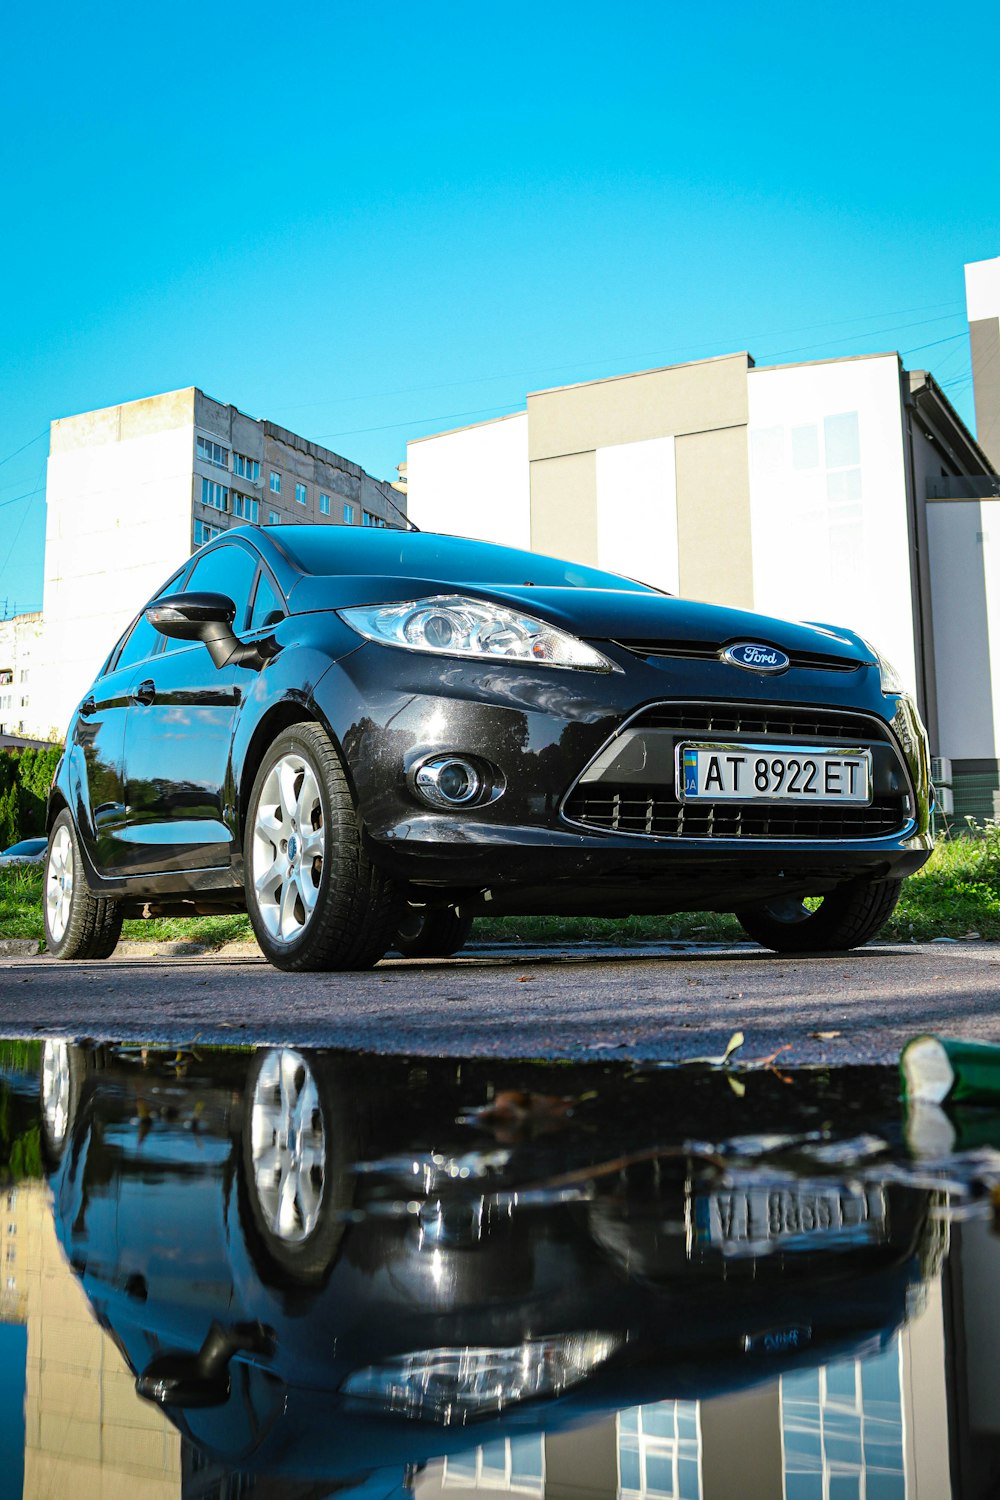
0;745;62;842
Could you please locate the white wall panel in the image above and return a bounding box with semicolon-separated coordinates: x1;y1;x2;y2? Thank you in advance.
927;500;999;760
36;424;194;737
595;436;678;593
406;414;530;551
747;356;918;693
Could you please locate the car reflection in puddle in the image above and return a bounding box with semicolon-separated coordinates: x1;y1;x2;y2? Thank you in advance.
14;1039;1000;1496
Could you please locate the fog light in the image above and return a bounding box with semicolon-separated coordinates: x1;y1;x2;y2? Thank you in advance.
415;756;484;809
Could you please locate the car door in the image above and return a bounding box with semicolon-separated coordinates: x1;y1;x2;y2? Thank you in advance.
118;540;260;875
71;571;187;875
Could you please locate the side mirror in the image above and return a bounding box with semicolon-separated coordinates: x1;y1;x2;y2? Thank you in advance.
135;1320;276;1409
146;593;244;670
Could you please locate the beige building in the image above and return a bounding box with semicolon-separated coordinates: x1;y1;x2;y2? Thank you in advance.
0;1177;181;1499
407;289;1000;823
35;387;407;742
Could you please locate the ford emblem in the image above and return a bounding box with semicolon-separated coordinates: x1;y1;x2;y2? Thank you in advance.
722;642;790;674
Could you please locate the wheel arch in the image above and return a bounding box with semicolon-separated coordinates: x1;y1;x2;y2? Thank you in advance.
237;697;354;843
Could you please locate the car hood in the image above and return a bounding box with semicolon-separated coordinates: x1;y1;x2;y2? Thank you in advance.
289;574;871;666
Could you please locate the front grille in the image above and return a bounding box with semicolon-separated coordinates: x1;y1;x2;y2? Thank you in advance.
561;701;910;841
563;787;908;840
630;702;892;743
615;640;862;673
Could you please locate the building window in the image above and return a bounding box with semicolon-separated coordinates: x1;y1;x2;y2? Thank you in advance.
319;493;330;515
201;477;228;511
342;504;354;525
196;436;229;469
443;1436;544;1494
295;482;307;506
19;669;27;683
362;510;387;528
232;494;260;523
234;453;261;483
619;1401;702;1500
194;519;223;546
781;1340;904;1500
270;471;281;493
268;511;280;525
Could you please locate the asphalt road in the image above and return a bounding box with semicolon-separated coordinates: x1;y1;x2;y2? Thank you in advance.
1;939;999;1065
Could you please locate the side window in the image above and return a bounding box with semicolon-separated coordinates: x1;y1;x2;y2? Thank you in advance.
114;612;163;673
184;544;259;631
113;569;186;672
248;569;285;632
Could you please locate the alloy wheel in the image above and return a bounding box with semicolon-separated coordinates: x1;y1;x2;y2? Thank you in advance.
251;753;325;944
41;1040;72;1153
248;1048;326;1243
45;825;74;944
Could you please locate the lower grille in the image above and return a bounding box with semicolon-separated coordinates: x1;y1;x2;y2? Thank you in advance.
561;701;910;841
632;702;892;742
563;787;909;840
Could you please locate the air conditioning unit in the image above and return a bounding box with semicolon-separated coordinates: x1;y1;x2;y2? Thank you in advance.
935;785;954;816
931;757;953;786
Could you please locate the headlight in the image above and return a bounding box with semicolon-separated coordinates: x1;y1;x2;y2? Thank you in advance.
862;639;906;696
341;1331;622;1424
338;595;619;672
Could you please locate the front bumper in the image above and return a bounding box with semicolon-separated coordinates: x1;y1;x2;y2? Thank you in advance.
316;642;932;915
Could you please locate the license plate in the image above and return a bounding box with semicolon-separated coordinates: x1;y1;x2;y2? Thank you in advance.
690;1185;885;1259
677;742;871;804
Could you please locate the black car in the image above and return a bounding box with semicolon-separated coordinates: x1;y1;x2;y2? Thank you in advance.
41;1042;938;1489
44;524;932;971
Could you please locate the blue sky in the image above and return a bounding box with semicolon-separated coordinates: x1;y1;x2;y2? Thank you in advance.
1;0;997;613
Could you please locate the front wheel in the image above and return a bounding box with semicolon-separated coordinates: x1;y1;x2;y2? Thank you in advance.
736;878;903;953
245;722;401;971
44;811;122;960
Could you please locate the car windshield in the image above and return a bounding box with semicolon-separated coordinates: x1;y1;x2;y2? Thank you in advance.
268;527;660;593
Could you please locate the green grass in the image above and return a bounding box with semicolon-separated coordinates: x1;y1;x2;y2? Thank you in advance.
3;821;998;949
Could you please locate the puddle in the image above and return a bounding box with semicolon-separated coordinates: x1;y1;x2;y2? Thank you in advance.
1;1040;998;1496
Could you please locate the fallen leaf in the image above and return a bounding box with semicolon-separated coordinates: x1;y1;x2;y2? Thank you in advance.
810;1030;842;1040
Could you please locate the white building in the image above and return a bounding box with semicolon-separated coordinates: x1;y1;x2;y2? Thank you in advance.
0;610;44;742
407;274;1000;823
35;387;405;740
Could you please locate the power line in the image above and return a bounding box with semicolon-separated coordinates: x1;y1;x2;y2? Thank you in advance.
267;298;966;417
0;486;44;514
318;402;523;443
0;429;47;472
900;332;968;357
0;490;36;588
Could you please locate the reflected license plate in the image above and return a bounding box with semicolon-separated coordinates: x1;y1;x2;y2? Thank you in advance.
691;1184;886;1259
677;742;871;804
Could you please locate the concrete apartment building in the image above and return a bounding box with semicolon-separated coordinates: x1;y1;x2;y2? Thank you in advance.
0;609;44;742
35;386;406;740
407;259;1000;822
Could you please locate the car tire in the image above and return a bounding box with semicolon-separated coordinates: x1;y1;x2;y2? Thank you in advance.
238;1048;358;1288
393;907;474;958
736;877;903;953
43;811;123;960
39;1040;84;1168
244;722;401;972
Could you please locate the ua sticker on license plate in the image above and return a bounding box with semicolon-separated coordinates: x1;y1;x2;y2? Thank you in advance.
677;742;872;805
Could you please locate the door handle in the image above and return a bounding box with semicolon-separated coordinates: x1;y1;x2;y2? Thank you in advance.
132;679;156;706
